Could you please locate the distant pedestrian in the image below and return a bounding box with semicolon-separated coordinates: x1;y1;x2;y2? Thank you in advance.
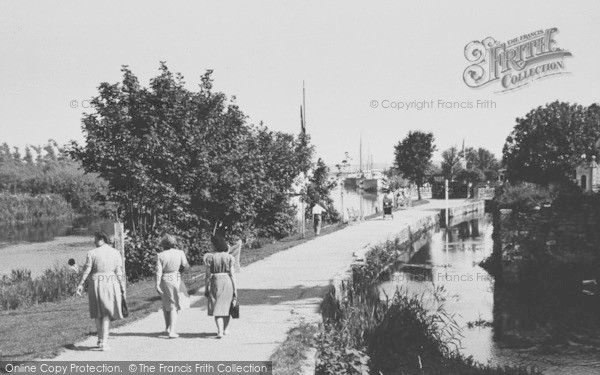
76;231;125;351
312;202;326;235
204;234;238;338
383;189;394;219
156;234;190;338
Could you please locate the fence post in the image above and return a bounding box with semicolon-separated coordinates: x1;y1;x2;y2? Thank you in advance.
114;222;126;291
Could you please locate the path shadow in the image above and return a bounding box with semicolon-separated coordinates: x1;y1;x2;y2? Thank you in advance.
236;285;329;306
109;331;216;339
110;331;164;338
63;344;100;351
177;332;216;339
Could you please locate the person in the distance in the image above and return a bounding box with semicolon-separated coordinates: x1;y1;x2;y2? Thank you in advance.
312;202;327;236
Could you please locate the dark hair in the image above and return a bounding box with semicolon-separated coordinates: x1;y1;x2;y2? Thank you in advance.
68;258;76;266
94;230;110;244
210;234;229;252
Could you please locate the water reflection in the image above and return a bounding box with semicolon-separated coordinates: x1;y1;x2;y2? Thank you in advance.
378;214;600;374
0;216;114;248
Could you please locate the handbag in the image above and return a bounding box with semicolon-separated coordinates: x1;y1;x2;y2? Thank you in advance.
229;298;239;319
121;295;129;318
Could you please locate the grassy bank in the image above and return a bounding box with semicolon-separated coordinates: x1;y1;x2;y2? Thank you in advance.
0;193;74;225
0;223;346;361
314;238;541;375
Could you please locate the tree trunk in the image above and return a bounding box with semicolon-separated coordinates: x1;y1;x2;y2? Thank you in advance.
417;184;422;200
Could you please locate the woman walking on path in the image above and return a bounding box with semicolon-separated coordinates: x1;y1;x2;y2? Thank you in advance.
156;234;190;338
76;231;125;351
204;234;238;338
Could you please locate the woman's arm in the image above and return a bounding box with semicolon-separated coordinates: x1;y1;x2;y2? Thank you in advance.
229;255;237;299
115;252;126;296
204;265;211;297
229;270;237;299
115;264;125;297
181;251;190;272
156;255;163;295
76;253;92;296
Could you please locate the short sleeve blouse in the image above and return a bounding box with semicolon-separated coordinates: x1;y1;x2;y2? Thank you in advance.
204;252;234;274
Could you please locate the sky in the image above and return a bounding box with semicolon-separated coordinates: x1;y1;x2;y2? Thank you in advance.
0;0;599;167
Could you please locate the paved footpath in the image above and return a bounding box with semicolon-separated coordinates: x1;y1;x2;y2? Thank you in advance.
55;200;468;362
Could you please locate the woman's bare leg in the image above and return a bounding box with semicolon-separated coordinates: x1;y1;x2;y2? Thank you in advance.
215;317;224;337
168;310;179;337
223;317;230;334
101;316;110;349
163;310;171;332
95;318;103;345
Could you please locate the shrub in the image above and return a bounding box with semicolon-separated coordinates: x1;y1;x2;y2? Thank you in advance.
495;183;555;212
123;229;212;282
260;211;297;240
0;265;79;310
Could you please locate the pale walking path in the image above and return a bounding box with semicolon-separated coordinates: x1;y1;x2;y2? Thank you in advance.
55;200;468;361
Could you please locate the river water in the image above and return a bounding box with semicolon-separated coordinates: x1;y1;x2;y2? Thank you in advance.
0;216;114;277
379;214;600;374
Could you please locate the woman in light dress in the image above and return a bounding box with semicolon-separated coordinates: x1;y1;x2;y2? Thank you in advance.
204;234;238;338
76;231;125;351
156;234;190;338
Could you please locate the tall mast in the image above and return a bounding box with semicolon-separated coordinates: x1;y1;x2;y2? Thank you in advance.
359;134;363;172
303;81;306;132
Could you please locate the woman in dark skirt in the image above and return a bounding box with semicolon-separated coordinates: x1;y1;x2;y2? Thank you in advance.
204;234;237;338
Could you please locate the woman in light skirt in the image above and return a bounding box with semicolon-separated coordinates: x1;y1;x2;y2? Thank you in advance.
156;234;190;338
204;234;237;338
76;231;124;351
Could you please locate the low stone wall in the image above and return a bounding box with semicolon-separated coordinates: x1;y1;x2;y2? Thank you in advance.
441;200;485;227
332;209;445;302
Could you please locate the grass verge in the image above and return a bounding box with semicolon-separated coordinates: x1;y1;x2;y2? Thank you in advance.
269;321;319;375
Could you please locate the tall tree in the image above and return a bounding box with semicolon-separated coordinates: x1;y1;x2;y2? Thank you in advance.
24;146;34;164
304;158;339;223
464;147;500;181
43;140;58;162
12;147;21;162
394;131;436;200
71;63;313;240
0;143;11;163
441;146;463;180
503;101;600;185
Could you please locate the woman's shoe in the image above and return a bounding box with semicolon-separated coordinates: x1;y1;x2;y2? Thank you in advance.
101;343;111;351
216;333;223;339
168;332;179;338
96;340;103;348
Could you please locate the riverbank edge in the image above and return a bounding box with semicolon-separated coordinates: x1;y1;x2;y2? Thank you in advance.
290;200;483;374
307;199;543;374
268;200;436;375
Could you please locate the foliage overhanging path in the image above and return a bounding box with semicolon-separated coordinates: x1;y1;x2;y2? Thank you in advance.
54;199;470;361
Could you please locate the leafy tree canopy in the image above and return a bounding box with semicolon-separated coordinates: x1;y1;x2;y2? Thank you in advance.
393;131;436;199
71;63;313;239
503;101;600;185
